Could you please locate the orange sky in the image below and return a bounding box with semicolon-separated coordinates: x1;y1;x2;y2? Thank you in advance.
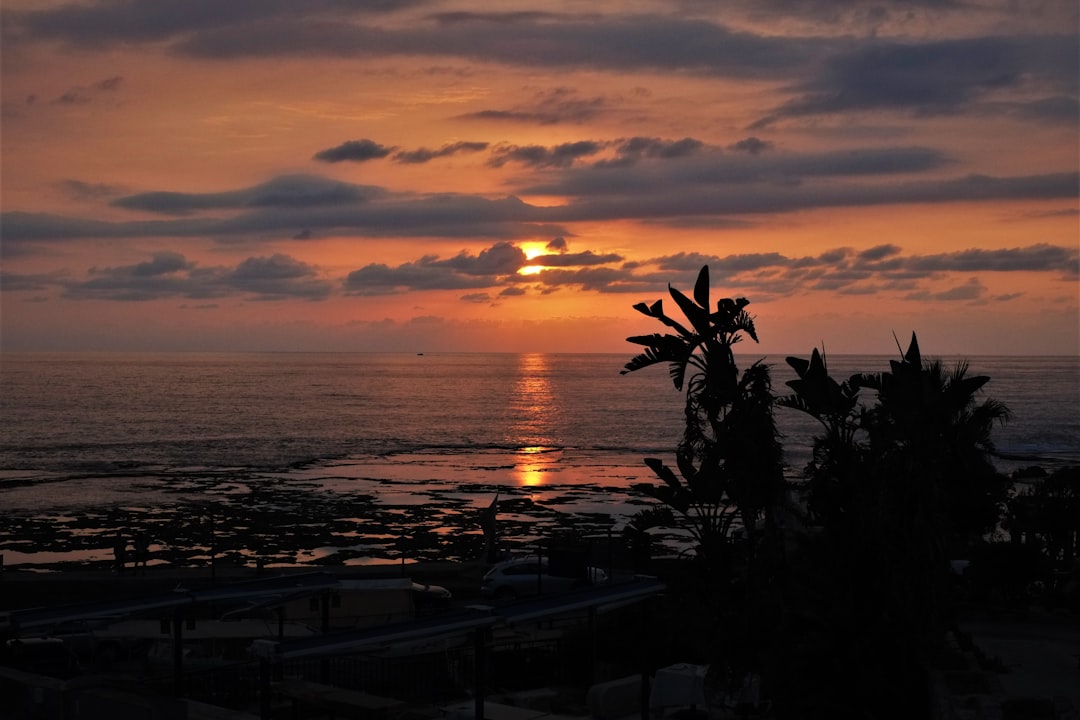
2;1;1077;355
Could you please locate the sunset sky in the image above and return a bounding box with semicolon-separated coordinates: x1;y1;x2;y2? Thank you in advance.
2;0;1077;355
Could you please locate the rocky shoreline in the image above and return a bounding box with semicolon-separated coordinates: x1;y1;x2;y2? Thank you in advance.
0;466;663;574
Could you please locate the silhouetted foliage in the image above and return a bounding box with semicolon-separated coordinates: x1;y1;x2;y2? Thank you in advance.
775;332;1012;718
623;271;1018;719
622;265;785;565
622;265;787;697
1007;466;1080;571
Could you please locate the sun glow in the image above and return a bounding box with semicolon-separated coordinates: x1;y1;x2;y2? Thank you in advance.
519;264;544;276
521;243;546;260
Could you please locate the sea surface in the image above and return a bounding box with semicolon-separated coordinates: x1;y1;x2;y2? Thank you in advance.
1;352;1077;569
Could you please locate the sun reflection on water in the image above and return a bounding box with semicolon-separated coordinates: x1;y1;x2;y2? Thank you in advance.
508;354;559;486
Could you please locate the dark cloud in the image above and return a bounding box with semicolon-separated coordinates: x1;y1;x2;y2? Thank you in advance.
528;145;953;199
728;137;773;155
460;292;492;303
903;244;1079;274
312;139;395;163
533;250;623;267
9;1;419;47
489;141;606;168
441;242;527;275
539;170;1077;223
343;260;494;296
858;244;902;261
161;14;833;82
65;251;330;301
461;88;609;125
547;237;568;252
753;35;1078;126
597;137;705;167
392;141;488;164
904;278;986;302
431;11;566;25
95;76;123;91
112;174;381;215
5;165;1075;254
343;242;531;295
225;254;331;299
59;179;127;200
994;95;1080;124
49;75;126;105
529;266;652;293
0;271;68;292
1;194;567;255
43;240;1032;303
340;241;634;296
53;90;91;105
645;243;1078;299
130;251;192;276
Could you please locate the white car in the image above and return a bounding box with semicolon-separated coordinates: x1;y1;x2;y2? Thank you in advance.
481;556;608;601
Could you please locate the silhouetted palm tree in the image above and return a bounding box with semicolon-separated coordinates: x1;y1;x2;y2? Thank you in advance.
777;333;1011;717
622;265;785;565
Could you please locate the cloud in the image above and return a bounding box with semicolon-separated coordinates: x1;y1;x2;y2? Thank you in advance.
26;239;1066;305
95;75;123;91
48;75;125;106
499;286;527;297
0;270;70;292
542;170;1078;223
728;137;773;155
312;139;395;163
64;251;331;301
343;241;528;295
858;244;902;261
9;1;419;47
644;243;1079;298
904;278;986;302
442;241;528;275
460;88;608;125
343;260;493;296
489;141;606;169
1;192;569;255
4;164;1075;255
393;141;488;164
525;145;954;200
903;244;1079;275
546;237;568;252
188;16;832;81
528;266;653;293
129;251;193;276
533;250;624;267
460;292;492;303
112;174;381;215
596;137;705;167
753;35;1078;126
225;254;331;300
59;179;127;200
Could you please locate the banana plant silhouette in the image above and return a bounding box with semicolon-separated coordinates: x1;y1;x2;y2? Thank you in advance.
622;265;784;565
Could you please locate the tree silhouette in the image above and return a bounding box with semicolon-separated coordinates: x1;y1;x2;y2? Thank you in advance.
776;333;1012;717
622;265;785;567
622;265;786;693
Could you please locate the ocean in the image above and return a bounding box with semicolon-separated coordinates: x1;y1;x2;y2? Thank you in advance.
1;352;1077;570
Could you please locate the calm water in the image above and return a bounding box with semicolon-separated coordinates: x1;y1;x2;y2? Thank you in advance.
0;352;1076;567
2;352;1076;476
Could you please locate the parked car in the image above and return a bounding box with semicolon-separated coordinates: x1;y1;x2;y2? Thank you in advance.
481;556;608;601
